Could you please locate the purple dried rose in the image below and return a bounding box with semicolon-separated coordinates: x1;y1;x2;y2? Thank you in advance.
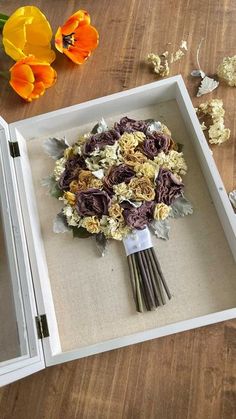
141;132;171;160
103;164;135;192
76;188;111;217
84;129;120;155
114;117;148;135
122;201;154;230
58;155;86;190
155;168;184;205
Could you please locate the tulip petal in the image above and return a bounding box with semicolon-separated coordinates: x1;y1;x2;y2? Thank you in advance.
55;27;63;53
30;65;57;88
10;63;35;83
74;24;99;51
24;43;56;64
30;81;45;99
61;10;90;35
3;16;28;50
2;38;25;61
3;6;54;62
10;78;34;100
64;47;91;64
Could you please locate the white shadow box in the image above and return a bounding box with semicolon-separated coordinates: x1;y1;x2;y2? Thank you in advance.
0;76;235;386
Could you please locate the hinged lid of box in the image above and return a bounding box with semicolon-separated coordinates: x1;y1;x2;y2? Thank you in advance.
0;116;45;387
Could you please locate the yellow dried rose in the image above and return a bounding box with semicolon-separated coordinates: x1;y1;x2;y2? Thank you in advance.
108;203;124;221
81;216;101;234
129;177;155;201
123;150;147;167
134;161;158;179
69;180;79;193
119;131;146;153
154;203;171;221
64;191;76;205
88;178;103;189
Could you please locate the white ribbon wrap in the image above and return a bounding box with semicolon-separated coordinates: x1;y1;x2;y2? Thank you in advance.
123;227;153;256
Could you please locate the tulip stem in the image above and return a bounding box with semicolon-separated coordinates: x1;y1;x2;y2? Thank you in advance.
0;13;9;29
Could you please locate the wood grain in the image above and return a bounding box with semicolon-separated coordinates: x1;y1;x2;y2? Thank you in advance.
0;0;235;418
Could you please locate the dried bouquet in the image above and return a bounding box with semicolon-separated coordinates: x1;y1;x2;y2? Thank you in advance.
43;117;193;312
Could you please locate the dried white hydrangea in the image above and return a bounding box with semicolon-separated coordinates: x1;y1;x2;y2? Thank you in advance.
53;157;66;181
217;56;236;86
197;99;230;145
62;205;81;227
154;150;187;176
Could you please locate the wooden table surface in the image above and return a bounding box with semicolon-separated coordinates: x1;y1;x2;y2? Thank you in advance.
0;1;235;418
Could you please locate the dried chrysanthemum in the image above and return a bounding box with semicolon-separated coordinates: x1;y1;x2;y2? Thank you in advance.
196;99;230;145
217;56;236;86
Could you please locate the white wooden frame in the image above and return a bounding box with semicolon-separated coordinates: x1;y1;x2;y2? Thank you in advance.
0;118;45;386
1;76;235;380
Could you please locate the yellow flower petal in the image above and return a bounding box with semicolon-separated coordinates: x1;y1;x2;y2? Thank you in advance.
3;6;55;63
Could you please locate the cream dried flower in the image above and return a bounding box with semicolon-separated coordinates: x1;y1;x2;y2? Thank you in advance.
197;99;230;145
134;161;159;179
113;182;133;201
129;177;155;201
53;157;66;181
63;205;81;227
154;150;187;176
154;203;171;221
81;216;101;234
119;131;145;153
217;56;236;86
123;150;147;167
147;53;170;77
108;203;124;221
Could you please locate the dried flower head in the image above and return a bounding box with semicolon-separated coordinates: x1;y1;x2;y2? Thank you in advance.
217;55;236;87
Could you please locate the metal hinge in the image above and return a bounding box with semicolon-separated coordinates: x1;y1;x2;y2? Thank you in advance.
35;314;50;339
9;141;20;158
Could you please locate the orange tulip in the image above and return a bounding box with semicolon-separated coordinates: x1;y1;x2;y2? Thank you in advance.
9;55;57;102
55;10;99;64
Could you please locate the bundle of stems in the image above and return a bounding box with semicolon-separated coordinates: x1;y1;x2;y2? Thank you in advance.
127;247;171;312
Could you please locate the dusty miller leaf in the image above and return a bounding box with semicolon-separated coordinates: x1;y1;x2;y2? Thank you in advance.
95;233;108;257
147;120;162;133
191;69;206;78
53;212;70;233
91;118;108;134
170;196;193;218
43;137;69;160
197;76;219;97
41;175;63;198
149;219;170;240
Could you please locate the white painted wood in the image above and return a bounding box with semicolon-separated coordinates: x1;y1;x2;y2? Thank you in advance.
0;117;45;387
44;307;236;366
3;76;236;370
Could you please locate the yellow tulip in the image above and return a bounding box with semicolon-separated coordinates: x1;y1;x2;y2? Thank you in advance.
3;6;55;63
